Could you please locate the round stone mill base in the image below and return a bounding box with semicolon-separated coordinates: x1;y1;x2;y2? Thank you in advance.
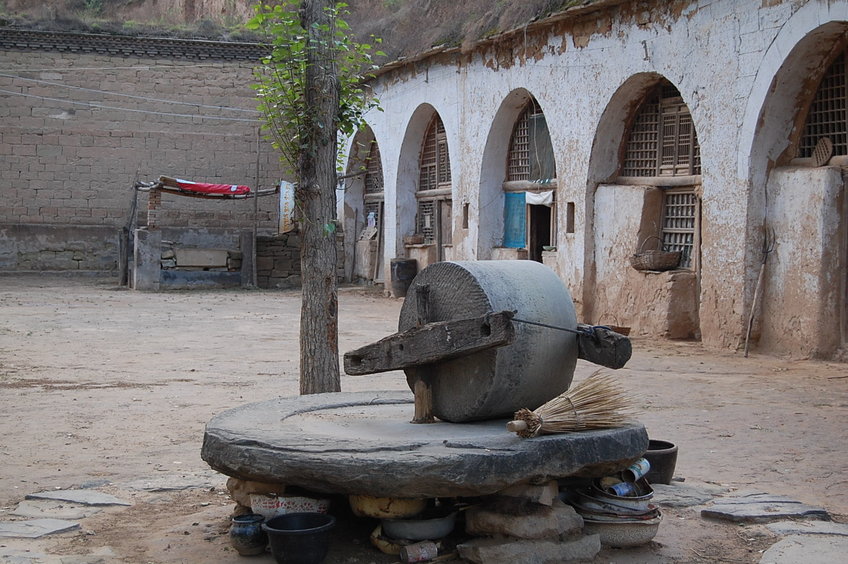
202;391;648;498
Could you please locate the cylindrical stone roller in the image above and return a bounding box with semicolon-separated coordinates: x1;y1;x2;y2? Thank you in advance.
398;260;578;422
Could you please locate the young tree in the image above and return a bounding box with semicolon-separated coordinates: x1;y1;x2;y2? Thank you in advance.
248;1;380;394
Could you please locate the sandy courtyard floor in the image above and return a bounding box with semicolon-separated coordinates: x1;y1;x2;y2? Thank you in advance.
0;274;845;563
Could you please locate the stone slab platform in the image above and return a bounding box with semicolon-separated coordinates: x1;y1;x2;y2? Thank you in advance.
201;391;648;498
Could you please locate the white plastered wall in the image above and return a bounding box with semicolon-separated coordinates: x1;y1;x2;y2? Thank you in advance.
340;0;848;356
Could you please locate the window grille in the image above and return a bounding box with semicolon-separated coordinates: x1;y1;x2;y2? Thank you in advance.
622;82;701;177
799;51;847;158
622;100;659;177
659;101;697;176
661;188;696;268
364;141;383;194
417;200;436;244
507;99;556;182
419;115;451;191
508;104;531;180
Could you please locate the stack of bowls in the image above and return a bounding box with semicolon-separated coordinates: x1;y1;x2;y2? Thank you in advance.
565;462;662;547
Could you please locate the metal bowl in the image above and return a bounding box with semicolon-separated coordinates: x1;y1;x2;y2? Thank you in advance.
571;489;656;516
576;506;660;522
583;511;662;547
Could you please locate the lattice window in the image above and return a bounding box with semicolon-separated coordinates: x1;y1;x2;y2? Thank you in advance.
622;82;701;177
507;99;556;182
419;115;451;191
508;104;531;181
417;200;436;244
799;51;848;158
622;100;659;177
659;101;697;176
661;188;697;268
364;141;383;194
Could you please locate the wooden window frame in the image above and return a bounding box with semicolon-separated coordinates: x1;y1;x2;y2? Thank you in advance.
619;82;701;180
415;196;452;260
418;115;452;193
364;141;384;195
796;49;848;161
415;114;453;258
660;186;700;271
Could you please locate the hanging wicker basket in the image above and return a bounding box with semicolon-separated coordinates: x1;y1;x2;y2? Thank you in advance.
629;236;681;272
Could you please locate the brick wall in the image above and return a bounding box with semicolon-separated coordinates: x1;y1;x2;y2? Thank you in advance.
0;30;285;272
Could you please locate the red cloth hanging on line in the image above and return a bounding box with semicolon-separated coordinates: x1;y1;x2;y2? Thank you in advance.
159;176;251;196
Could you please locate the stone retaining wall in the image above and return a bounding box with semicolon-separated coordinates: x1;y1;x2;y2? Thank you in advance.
257;232;345;290
0;223;119;271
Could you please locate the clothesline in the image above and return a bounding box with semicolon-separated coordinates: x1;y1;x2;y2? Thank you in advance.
134;175;279;199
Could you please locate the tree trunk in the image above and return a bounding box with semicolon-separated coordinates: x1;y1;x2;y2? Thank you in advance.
298;0;341;395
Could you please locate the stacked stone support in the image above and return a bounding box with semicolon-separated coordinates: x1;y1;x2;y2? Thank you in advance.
458;481;601;564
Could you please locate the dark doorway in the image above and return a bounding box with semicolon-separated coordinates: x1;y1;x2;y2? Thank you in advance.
528;204;551;262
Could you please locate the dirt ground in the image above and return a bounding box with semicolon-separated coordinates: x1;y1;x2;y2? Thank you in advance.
0;273;845;564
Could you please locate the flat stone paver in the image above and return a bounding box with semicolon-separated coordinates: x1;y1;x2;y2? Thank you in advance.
121;472;219;492
701;491;829;523
0;545;119;564
202;391;648;497
766;520;848;537
0;546;55;564
759;534;848;564
12;500;101;520
0;519;79;538
651;481;728;507
26;490;131;507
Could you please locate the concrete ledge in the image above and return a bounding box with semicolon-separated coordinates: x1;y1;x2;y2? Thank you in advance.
160;269;242;289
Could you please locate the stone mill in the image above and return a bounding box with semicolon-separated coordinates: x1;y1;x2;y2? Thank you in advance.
395;260;579;423
202;260;645;501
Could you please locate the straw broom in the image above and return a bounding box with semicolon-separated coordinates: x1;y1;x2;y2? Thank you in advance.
506;372;633;438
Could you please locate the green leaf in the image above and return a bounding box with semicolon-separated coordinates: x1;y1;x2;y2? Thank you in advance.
249;0;382;176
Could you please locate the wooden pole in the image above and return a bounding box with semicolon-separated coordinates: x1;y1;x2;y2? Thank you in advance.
252;127;260;288
411;284;435;423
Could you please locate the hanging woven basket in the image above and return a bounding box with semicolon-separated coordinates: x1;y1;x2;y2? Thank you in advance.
629;236;681;272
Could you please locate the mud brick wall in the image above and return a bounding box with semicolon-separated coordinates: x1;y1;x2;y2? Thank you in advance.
0;30;284;272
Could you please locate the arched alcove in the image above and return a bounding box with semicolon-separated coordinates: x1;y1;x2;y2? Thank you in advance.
584;74;702;339
743;18;848;357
